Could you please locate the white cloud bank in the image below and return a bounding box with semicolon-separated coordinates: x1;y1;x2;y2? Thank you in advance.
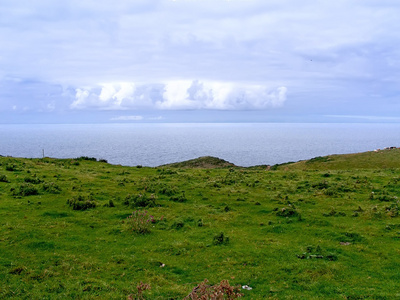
70;80;287;110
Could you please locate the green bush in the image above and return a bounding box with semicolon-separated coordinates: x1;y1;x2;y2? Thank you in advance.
124;194;157;208
0;174;9;183
169;192;187;203
67;195;96;210
24;176;43;184
76;156;97;161
13;183;39;196
5;164;17;171
41;182;62;194
126;210;154;234
213;232;229;245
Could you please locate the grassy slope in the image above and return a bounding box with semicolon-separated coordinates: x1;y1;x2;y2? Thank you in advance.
275;148;400;171
0;151;400;299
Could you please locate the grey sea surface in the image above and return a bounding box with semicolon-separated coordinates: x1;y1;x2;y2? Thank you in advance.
0;123;399;167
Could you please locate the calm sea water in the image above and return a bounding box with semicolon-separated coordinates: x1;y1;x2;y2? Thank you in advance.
0;123;399;167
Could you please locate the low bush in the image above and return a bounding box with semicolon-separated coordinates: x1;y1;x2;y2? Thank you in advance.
13;183;39;196
184;279;243;299
213;232;229;245
67;195;96;210
24;176;43;184
76;156;97;161
276;205;299;217
124;193;157;208
169;192;187;203
41;182;62;194
126;210;155;234
5;164;17;171
0;174;9;182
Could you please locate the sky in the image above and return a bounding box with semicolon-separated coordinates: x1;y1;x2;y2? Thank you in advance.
0;0;399;123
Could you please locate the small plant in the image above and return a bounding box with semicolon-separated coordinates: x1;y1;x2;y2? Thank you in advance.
169;191;187;203
13;183;39;196
77;156;97;161
124;194;157;208
276;205;299;217
0;174;9;183
67;195;96;210
5;164;17;171
184;279;243;299
297;245;338;261
213;232;229;245
127;282;151;300
104;199;115;207
171;218;185;230
126;210;155;234
24;176;43;184
41;182;62;194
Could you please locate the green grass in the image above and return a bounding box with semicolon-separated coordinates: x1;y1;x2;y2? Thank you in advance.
1;150;400;299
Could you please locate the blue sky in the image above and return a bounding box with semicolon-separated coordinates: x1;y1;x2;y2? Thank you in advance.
1;0;399;123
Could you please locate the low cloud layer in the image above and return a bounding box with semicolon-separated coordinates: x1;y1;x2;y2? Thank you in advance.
71;80;287;110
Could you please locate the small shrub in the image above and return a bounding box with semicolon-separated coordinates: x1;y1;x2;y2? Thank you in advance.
0;174;9;183
276;206;298;217
104;199;115;207
213;232;229;245
77;156;97;161
184;279;243;299
297;245;338;261
67;195;96;210
13;183;39;196
126;210;154;234
169;192;187;203
41;182;62;194
171;218;185;230
99;159;108;163
24;176;43;184
158;184;178;196
124;194;157;208
312;181;329;190
5;164;17;171
127;282;151;300
307;156;330;163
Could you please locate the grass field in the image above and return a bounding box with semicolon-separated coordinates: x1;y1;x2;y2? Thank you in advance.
1;149;400;299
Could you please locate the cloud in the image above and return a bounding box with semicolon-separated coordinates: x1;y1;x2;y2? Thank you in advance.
1;1;399;122
110;115;144;121
70;80;287;110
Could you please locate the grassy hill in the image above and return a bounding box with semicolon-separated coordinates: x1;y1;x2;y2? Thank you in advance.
1;150;400;299
274;147;400;171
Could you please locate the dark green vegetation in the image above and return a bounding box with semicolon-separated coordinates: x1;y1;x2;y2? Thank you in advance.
1;149;400;299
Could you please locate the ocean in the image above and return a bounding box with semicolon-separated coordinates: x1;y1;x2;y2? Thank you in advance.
0;123;399;167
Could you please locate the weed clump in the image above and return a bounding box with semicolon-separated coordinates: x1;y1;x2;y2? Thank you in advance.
126;210;155;234
184;279;243;299
76;156;97;161
213;232;230;245
24;176;43;184
297;245;338;261
276;205;299;218
169;191;187;203
5;164;17;171
13;183;39;196
67;195;96;210
41;182;62;194
124;193;157;208
0;174;9;182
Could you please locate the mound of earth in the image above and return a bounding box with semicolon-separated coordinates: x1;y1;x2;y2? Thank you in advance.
160;156;236;169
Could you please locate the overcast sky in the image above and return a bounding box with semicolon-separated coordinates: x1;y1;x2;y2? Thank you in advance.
1;0;399;123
